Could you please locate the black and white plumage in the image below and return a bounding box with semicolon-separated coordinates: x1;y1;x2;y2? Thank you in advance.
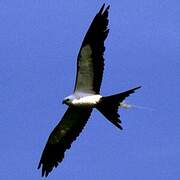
38;4;141;177
74;4;109;94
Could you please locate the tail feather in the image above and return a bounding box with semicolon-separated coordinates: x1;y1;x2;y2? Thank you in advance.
96;86;141;129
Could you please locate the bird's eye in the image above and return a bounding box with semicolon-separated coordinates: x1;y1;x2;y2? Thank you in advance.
63;98;70;104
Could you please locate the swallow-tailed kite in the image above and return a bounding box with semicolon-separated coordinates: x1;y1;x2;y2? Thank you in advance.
38;4;141;177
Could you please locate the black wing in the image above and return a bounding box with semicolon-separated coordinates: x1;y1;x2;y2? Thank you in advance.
38;107;92;177
73;4;110;94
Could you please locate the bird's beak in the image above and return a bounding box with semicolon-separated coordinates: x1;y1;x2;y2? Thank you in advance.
62;100;65;104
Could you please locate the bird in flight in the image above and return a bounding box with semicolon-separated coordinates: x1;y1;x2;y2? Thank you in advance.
38;4;141;177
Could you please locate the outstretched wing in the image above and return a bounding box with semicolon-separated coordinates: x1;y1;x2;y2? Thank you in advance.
74;4;110;94
38;107;92;177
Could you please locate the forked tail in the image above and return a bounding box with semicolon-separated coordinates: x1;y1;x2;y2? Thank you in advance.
96;86;141;129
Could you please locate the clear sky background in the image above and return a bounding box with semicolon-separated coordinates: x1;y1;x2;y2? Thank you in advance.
0;0;180;180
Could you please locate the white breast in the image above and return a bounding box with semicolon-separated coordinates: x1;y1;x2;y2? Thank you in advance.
72;95;102;106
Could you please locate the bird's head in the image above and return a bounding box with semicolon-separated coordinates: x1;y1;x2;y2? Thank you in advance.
62;95;74;105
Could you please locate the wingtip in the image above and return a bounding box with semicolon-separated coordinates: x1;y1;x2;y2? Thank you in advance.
37;161;48;177
99;3;105;13
117;123;123;130
106;5;110;10
37;165;40;170
135;86;142;90
45;171;49;177
99;3;110;14
129;86;141;94
42;168;47;177
37;161;41;170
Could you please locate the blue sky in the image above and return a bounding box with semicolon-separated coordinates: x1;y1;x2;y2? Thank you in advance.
0;0;180;179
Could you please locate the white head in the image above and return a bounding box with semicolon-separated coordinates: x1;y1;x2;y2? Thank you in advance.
62;95;75;105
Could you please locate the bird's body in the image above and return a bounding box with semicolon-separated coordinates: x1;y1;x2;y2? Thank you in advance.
70;94;102;106
38;4;141;177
